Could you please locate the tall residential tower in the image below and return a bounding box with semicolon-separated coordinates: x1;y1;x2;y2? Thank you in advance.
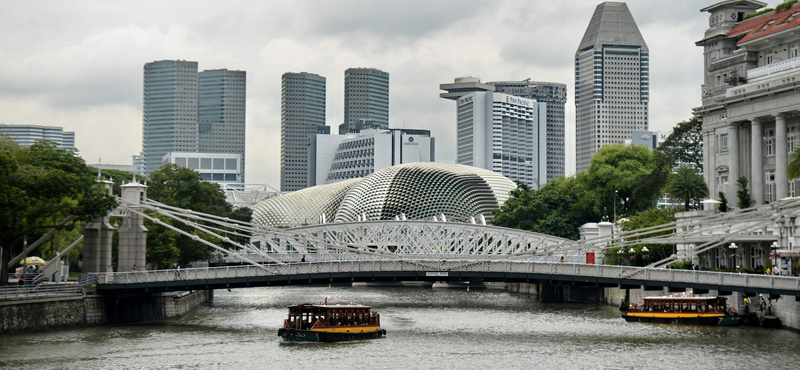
339;68;389;135
575;2;649;172
280;72;328;192
198;69;247;180
142;60;199;176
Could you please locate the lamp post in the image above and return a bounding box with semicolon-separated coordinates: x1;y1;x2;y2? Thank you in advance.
729;242;739;272
614;190;618;223
771;241;780;275
642;247;650;261
617;248;624;264
629;248;636;264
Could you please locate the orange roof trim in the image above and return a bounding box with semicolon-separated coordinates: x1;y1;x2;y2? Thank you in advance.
730;4;800;45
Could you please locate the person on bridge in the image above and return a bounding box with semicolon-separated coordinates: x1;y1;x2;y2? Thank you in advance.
301;255;306;262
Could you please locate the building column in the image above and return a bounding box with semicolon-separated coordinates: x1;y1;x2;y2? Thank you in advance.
703;130;711;207
728;122;740;202
776;113;788;200
751;119;763;205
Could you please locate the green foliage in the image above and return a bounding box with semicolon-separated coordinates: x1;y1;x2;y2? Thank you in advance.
745;8;775;20
788;146;800;180
668;260;694;270
584;144;669;217
718;191;729;212
493;144;668;241
776;0;797;12
145;164;236;267
0;138;117;284
666;167;708;211
736;176;752;209
657;118;703;171
614;207;679;266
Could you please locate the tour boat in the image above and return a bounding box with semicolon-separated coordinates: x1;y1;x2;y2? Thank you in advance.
277;303;386;342
621;296;745;326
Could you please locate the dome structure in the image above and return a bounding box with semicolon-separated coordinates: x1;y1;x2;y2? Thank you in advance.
251;163;516;228
333;162;516;223
251;178;359;227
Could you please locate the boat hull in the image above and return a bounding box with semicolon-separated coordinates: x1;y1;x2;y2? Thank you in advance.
277;328;386;342
622;312;743;326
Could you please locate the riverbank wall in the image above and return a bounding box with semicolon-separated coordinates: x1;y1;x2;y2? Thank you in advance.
0;288;210;335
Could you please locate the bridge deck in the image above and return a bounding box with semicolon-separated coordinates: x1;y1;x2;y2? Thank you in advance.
91;260;800;298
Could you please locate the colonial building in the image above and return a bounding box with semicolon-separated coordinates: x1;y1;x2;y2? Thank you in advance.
695;0;800;206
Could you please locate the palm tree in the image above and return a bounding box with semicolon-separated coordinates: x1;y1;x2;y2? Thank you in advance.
788;147;800;180
666;167;709;210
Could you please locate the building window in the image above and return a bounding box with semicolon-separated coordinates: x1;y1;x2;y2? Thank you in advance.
766;170;776;203
719;133;728;152
766;128;776;155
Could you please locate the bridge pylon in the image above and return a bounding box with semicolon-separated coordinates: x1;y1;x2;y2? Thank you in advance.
83;180;115;273
118;180;148;272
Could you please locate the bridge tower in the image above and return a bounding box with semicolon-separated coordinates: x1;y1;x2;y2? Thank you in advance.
83;179;115;273
118;180;148;272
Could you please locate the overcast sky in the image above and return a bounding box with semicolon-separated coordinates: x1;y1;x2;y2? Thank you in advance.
0;0;751;186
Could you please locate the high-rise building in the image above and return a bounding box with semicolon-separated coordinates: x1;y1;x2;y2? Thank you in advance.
340;68;389;135
0;123;75;150
281;72;329;192
142;60;199;177
198;69;247;180
489;80;568;180
456;91;546;188
313;128;435;185
575;2;649;172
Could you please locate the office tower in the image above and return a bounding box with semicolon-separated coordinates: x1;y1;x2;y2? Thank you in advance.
0;123;75;150
340;68;389;135
281;72;329;192
142;60;199;176
456;91;546;188
575;2;649;172
489;80;568;181
696;0;800;206
313;128;435;185
198;69;247;181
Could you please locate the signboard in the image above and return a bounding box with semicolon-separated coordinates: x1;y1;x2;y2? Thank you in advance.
426;272;448;277
586;252;595;265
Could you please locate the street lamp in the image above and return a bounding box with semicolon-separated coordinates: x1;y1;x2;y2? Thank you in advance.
629;248;636;264
771;241;780;275
642;247;650;261
614;190;618;223
617;248;624;264
729;242;739;272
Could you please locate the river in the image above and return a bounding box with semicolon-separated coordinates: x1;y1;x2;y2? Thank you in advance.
2;285;800;369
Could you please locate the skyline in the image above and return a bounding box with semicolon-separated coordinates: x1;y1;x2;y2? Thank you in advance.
0;0;722;186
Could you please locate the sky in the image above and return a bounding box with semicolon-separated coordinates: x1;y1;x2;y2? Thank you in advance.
0;0;753;186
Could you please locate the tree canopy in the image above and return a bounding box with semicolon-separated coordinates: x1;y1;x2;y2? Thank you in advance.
0;138;117;285
658;118;703;171
666;166;708;211
492;144;668;240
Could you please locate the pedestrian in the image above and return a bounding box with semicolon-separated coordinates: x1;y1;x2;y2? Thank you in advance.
301;255;306;262
744;297;750;314
759;294;766;315
132;264;137;272
767;298;773;316
173;263;180;279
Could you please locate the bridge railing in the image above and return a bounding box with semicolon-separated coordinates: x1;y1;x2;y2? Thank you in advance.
0;282;83;300
92;259;800;293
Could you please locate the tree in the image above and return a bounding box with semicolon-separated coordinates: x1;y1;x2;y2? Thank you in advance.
0;138;117;285
665;167;709;211
612;207;680;266
657;118;703;171
584;143;669;218
718;191;729;212
145;164;234;267
788;146;800;180
736;176;752;209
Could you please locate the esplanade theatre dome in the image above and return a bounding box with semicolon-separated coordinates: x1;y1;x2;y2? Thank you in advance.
251;163;516;228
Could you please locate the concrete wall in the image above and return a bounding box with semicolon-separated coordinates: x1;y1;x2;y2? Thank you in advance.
0;290;210;335
0;296;105;335
507;283;605;303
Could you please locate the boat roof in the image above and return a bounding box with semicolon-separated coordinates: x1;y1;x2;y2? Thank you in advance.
288;303;371;309
643;296;724;301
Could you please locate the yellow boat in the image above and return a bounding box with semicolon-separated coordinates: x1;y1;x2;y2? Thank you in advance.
277;303;386;342
622;296;744;326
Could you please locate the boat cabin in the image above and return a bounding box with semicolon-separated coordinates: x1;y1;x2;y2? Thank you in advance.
630;296;729;313
284;304;379;330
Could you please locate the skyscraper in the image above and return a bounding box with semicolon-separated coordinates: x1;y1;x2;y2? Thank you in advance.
198;69;247;180
456;91;546;188
281;72;328;192
0;123;75;150
340;68;389;135
575;2;649;172
142;60;199;176
488;80;568;181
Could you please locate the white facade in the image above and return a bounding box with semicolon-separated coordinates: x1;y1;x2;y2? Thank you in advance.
456;92;546;189
314;129;434;185
162;152;243;187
